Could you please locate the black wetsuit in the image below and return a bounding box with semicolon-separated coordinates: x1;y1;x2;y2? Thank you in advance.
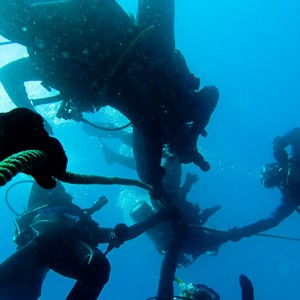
0;194;168;300
0;0;218;188
231;127;300;241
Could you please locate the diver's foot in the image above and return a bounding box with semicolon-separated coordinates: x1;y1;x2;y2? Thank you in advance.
100;142;115;165
43;119;54;135
185;173;199;185
199;160;210;172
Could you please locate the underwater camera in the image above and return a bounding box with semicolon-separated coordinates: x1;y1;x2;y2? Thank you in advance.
260;162;288;189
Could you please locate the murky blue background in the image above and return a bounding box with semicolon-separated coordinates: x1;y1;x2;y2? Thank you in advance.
1;0;300;299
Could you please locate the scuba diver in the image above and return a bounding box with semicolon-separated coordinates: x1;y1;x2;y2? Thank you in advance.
0;107;67;189
130;200;224;267
0;180;170;300
147;274;254;300
0;0;219;193
230;127;300;241
82;121;200;200
178;284;220;300
130;196;223;300
175;276;220;300
116;121;220;300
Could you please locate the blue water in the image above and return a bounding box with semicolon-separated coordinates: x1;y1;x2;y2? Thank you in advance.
1;1;300;299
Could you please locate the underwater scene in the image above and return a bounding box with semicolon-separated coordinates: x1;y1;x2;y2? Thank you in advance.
0;0;300;299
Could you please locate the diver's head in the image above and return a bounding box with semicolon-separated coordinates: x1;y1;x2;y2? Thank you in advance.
260;162;287;189
182;283;220;300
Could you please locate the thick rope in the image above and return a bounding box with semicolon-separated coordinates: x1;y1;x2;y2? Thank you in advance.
56;171;153;192
0;150;47;186
0;150;153;192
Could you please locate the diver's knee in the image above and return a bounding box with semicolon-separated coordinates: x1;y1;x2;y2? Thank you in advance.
202;85;219;102
90;253;111;285
101;256;111;284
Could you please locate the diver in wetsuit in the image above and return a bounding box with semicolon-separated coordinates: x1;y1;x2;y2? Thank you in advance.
129;170;222;300
0;0;219;193
0;180;169;300
230;127;300;241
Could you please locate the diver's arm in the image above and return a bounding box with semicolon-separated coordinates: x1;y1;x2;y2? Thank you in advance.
95;210;168;244
125;209;168;240
275;127;300;148
230;197;297;241
101;142;136;170
273;127;300;164
132;126;164;189
192;150;211;172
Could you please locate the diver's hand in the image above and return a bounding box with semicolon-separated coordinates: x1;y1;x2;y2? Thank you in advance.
227;226;245;242
109;223;129;248
199;160;210;172
185;173;199;185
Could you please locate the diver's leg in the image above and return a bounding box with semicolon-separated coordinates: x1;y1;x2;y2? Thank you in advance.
0;57;39;110
156;220;185;300
136;0;175;53
132;126;164;190
48;242;110;300
0;57;53;134
101;140;136;170
193;85;219;132
0;241;48;300
81;122;133;146
161;156;182;195
156;246;178;300
176;172;199;201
